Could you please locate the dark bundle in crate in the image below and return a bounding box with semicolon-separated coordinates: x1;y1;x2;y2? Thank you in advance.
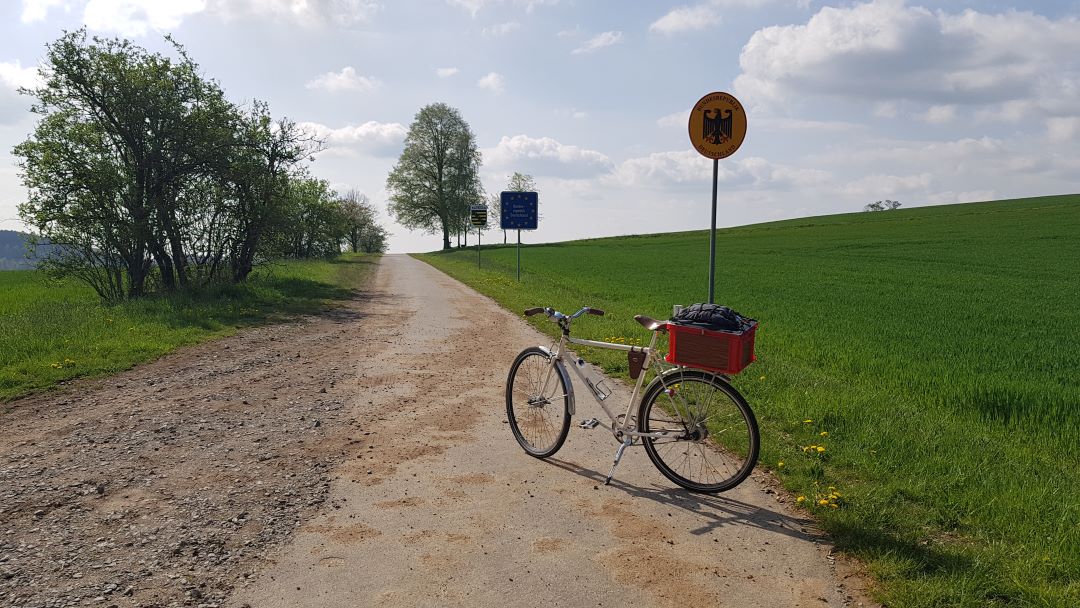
665;304;757;375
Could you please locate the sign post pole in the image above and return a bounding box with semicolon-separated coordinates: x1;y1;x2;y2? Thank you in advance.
469;204;488;270
499;191;537;283
709;158;718;304
688;91;747;305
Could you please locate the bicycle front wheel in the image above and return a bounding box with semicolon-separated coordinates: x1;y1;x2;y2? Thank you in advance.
638;369;759;493
506;347;571;458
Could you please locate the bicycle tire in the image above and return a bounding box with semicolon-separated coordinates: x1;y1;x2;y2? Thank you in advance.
638;369;759;493
506;347;571;458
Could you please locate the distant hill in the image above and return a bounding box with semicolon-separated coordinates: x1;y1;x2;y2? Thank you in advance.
0;230;55;270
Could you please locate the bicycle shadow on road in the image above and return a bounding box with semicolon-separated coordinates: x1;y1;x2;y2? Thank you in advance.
542;457;824;544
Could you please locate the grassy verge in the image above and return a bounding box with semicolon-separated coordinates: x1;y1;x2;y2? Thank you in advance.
0;254;377;402
415;195;1080;607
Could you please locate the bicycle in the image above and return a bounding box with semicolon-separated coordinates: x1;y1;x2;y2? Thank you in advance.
505;305;760;493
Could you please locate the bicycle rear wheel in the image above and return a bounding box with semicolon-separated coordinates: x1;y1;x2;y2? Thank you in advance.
506;347;571;458
638;369;759;493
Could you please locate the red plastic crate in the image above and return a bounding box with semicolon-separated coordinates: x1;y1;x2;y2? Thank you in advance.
665;321;758;375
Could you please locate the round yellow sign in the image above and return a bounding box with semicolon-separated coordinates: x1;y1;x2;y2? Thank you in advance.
688;91;747;160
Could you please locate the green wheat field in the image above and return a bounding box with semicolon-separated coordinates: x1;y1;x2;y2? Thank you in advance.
418;194;1080;608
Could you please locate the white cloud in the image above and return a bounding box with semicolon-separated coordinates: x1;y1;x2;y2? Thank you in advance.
435;67;460;78
0;61;42;125
838;172;933;198
298;120;406;156
734;1;1080;120
657;111;686;128
24;0;381;33
212;0;381;25
572;31;623;54
484;134;612;177
21;0;64;22
753;117;860;132
305;66;380;92
649;5;721;35
483;21;520;37
1046;117;1080;143
81;0;207;36
446;0;484;17
610;150;830;189
446;0;557;16
0;61;43;91
873;102;899;119
478;72;505;94
920;104;956;124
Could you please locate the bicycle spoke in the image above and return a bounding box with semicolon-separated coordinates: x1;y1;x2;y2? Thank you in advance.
641;373;758;492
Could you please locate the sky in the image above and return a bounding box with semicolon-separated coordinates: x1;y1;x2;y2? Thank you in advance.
1;0;1079;253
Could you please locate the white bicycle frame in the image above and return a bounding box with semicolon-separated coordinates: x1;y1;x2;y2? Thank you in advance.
535;310;683;441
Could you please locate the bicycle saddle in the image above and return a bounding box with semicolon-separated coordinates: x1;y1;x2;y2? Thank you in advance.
634;315;667;332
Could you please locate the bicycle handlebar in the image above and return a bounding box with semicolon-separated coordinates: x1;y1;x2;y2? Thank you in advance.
523;306;605;320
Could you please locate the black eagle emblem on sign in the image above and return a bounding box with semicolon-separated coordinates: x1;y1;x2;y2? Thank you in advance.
703;108;733;145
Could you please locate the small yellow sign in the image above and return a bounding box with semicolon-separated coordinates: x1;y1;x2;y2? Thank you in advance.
687;91;746;160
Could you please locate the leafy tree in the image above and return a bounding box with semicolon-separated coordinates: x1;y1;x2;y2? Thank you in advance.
227;104;322;281
340;189;387;253
865;199;901;212
17;31;238;297
386;103;483;250
15;31;371;299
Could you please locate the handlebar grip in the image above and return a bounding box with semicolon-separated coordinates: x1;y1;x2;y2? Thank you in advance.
586;307;605;316
524;307;545;317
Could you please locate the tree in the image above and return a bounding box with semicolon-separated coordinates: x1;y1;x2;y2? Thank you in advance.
226;104;322;282
339;189;388;253
386;103;483;250
15;31;359;299
17;30;239;298
865;199;901;212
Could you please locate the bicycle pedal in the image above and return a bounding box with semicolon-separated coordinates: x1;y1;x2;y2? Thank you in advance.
578;418;600;429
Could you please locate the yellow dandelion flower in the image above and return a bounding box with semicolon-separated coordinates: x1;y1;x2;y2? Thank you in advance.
819;431;828;437
796;496;806;503
816;446;826;453
777;461;785;468
818;499;829;506
829;503;839;509
803;419;813;424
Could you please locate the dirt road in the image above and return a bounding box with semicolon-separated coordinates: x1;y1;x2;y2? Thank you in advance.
1;255;870;608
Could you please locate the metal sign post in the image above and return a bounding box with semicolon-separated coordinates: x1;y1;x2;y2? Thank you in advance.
709;159;718;304
500;192;538;282
688;91;747;304
470;204;487;270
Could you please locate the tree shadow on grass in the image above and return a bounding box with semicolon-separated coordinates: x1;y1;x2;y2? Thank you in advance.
136;259;376;332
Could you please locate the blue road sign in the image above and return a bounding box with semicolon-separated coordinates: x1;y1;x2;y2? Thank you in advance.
500;191;538;230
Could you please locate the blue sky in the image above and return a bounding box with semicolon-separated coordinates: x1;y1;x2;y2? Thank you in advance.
2;0;1079;252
